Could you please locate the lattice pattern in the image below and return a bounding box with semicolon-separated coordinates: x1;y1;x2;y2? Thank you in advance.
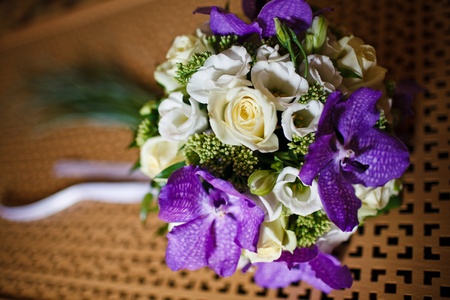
0;0;449;299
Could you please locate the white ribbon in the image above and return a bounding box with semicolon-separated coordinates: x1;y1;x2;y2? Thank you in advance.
0;160;153;222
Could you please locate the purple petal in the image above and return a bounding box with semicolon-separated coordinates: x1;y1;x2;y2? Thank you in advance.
209;6;261;36
343;128;410;187
317;91;342;137
299;133;337;185
158;166;210;223
166;215;215;272
257;0;313;37
308;252;353;290
208;216;241;277
318;163;361;231
227;196;264;251
296;263;333;293
196;169;244;199
333;87;381;144
242;0;269;20
276;246;319;269
254;262;303;288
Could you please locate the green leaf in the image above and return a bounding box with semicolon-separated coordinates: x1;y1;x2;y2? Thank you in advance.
337;67;363;79
154;161;186;180
140;192;158;225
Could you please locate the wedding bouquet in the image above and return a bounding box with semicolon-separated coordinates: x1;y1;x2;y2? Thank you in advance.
134;0;410;293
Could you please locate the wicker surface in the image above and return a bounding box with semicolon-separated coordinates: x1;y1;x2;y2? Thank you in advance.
0;0;449;299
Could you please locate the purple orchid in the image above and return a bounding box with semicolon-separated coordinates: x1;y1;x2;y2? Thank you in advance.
253;247;353;292
158;165;265;277
208;0;313;38
300;88;410;232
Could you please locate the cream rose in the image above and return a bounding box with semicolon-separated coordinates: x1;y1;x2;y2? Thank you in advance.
208;87;278;152
154;35;207;93
140;136;184;181
158;92;208;142
243;217;297;263
336;35;387;91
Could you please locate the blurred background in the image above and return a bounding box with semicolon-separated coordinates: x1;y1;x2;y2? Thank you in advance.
0;0;449;299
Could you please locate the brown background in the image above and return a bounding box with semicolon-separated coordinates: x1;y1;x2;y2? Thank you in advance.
0;0;449;299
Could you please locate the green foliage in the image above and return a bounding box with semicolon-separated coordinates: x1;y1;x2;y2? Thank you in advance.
175;51;212;86
206;34;240;53
287;210;332;248
183;132;259;191
298;82;329;104
29;65;158;129
375;109;388;131
288;133;316;156
134;102;160;147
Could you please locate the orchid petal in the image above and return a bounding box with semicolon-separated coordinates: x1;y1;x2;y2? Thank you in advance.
209;6;261;36
343;128;410;187
166;215;214;271
318;163;361;232
299;133;336;185
276;246;319;269
158;166;210;222
208;216;241;277
308;252;353;290
257;0;313;37
253;262;303;288
333;87;381;143
316;91;342;137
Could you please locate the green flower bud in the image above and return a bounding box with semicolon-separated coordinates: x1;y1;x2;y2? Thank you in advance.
303;33;314;55
311;16;328;53
274;18;290;48
248;170;278;196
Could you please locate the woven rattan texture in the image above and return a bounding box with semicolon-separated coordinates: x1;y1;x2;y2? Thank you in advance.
0;0;449;299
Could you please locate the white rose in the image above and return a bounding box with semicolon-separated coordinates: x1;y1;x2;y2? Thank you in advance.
208;87;278;152
251;60;309;110
255;44;289;62
299;54;342;92
281;100;324;141
336;35;387;91
158;92;208;142
355;179;400;221
140;136;184;181
154;35;207;93
243;217;297;263
187;46;252;104
273;167;322;216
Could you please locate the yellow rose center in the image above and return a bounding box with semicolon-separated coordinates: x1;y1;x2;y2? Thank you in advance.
232;96;264;137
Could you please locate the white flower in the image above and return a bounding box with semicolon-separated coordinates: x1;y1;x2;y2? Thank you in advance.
255;44;289;62
140;136;184;181
336;35;387;91
251;60;309;110
243;217;297;263
299;54;342;92
250;191;282;222
187;46;252;104
355;179;400;221
316;224;356;254
273;167;322;216
154;35;207;93
281;100;323;141
158;92;208;142
208;87;278;152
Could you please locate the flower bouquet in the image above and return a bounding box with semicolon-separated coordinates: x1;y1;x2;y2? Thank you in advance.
134;0;410;293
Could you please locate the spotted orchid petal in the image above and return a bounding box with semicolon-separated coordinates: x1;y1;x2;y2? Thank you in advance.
308;252;353;290
209;6;261;36
276;246;318;269
257;0;313;37
318;162;361;232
